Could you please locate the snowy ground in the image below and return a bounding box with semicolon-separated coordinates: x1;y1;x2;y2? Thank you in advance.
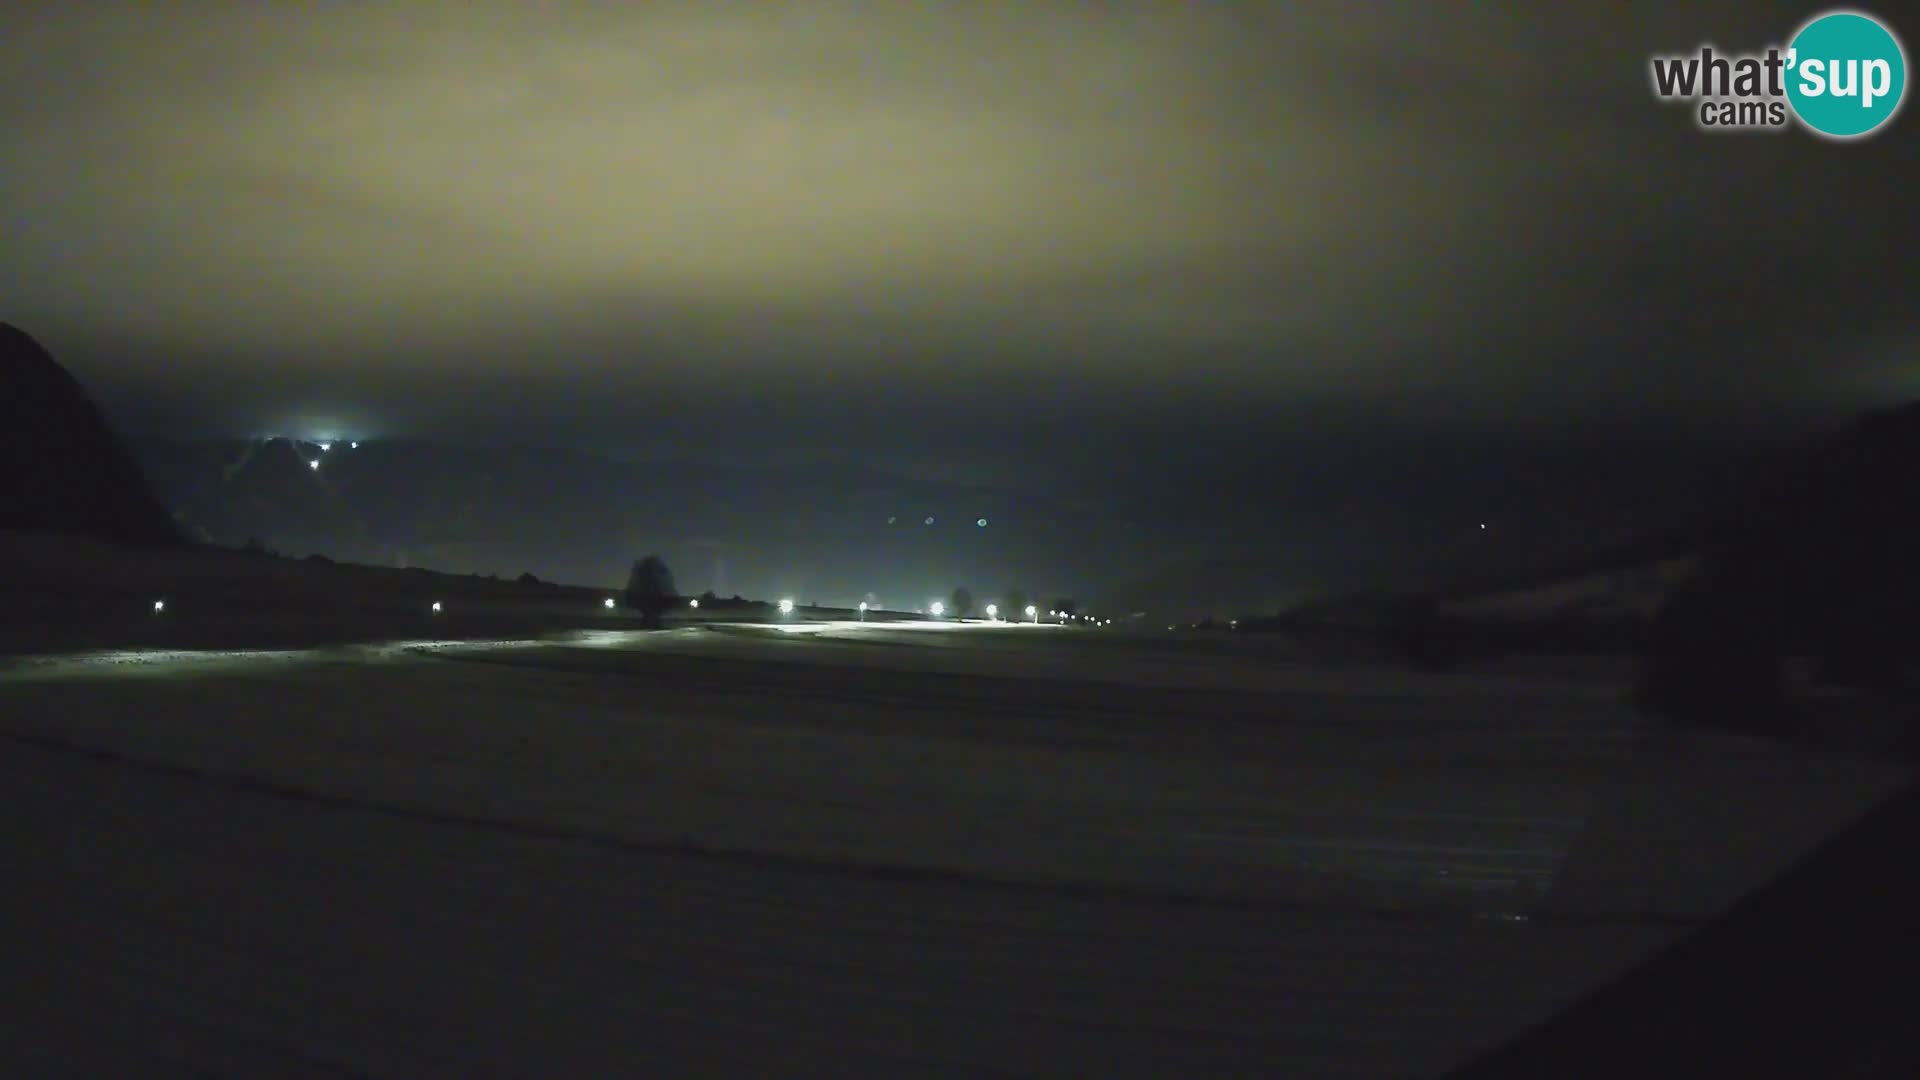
1;620;1909;1077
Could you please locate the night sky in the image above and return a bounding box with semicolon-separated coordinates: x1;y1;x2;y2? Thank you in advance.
3;3;1915;607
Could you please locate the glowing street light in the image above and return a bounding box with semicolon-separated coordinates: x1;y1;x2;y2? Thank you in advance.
858;600;868;621
778;597;795;615
1025;605;1038;622
929;600;945;617
350;441;359;449
688;598;700;609
308;460;320;471
985;603;998;620
430;601;443;614
318;442;332;452
152;599;166;614
604;597;617;609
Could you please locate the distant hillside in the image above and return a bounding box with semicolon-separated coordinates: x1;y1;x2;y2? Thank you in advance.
1448;402;1920;624
0;323;180;546
1264;402;1920;665
129;437;1079;601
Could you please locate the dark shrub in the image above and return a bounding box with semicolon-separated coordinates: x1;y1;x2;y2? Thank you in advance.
1637;571;1793;735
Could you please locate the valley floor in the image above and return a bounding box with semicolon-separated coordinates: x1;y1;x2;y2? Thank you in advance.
1;621;1908;1077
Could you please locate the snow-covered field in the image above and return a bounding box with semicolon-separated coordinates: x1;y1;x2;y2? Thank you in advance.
1;620;1908;1077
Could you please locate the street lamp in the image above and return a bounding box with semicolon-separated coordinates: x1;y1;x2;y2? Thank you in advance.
604;597;616;610
688;598;699;609
985;603;998;620
858;601;868;621
930;601;945;617
778;597;795;615
1025;605;1037;622
152;599;166;614
430;601;443;614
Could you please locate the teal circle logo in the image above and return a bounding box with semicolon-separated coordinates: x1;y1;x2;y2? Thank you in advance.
1785;10;1907;138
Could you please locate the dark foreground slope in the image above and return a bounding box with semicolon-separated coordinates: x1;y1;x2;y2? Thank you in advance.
0;323;179;545
1451;779;1920;1078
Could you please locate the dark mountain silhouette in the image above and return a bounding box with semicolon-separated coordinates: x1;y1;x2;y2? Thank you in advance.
0;323;180;546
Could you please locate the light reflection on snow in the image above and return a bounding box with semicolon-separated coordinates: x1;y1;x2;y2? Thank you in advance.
1;638;559;680
0;647;321;680
560;629;702;648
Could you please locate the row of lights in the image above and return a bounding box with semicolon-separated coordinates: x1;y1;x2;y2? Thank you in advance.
147;592;1097;625
149;595;652;618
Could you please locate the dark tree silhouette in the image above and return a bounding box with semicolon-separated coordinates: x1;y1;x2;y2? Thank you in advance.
623;554;678;629
949;586;975;619
1638;569;1792;734
1006;588;1029;621
1637;401;1920;736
